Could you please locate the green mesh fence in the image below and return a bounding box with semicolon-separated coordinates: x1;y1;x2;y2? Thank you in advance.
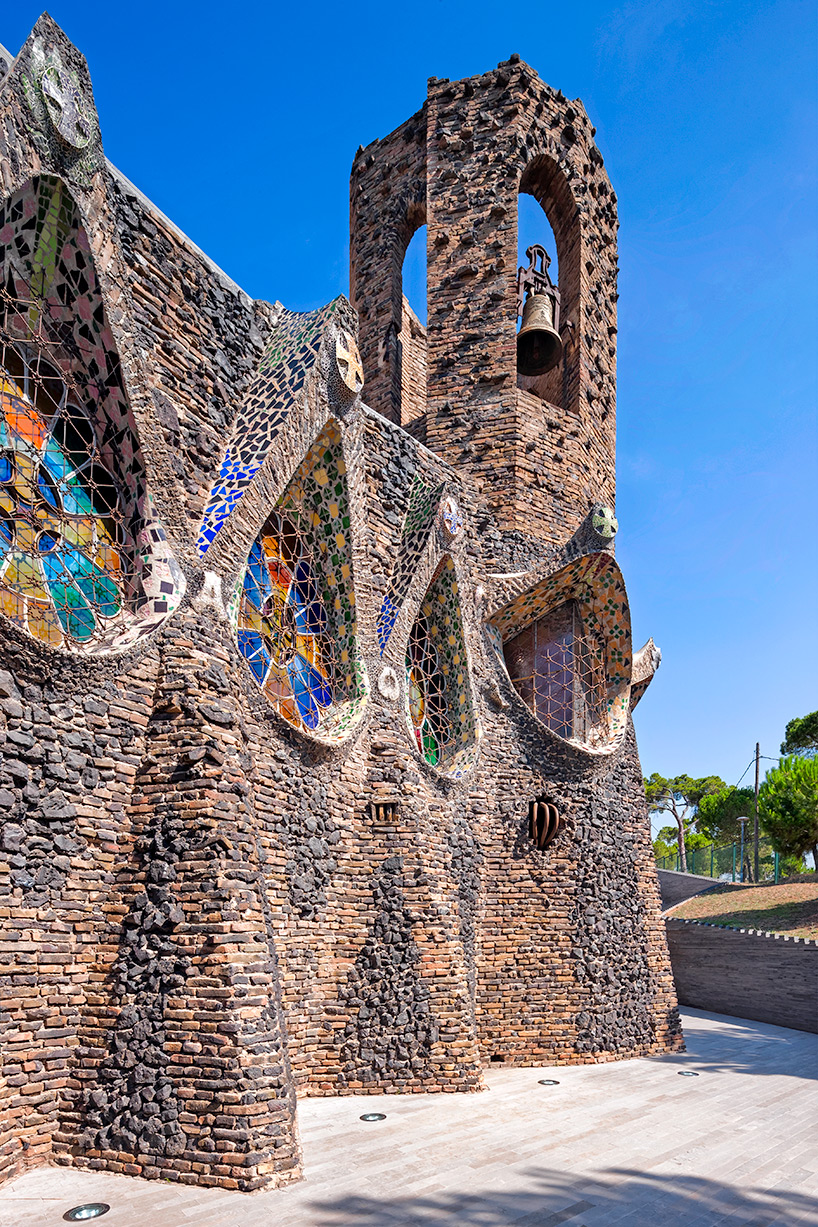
656;842;780;883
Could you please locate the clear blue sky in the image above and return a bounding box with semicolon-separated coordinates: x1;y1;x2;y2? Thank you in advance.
5;1;816;801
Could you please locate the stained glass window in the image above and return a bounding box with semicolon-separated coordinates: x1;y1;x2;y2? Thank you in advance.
233;421;368;741
0;342;127;646
405;557;480;778
489;555;634;750
0;174;184;653
502;602;577;739
237;510;333;730
407;607;449;764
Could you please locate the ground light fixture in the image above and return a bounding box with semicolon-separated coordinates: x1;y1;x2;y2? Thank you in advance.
537;1079;560;1085
360;1112;386;1122
678;1071;700;1077
63;1207;111;1222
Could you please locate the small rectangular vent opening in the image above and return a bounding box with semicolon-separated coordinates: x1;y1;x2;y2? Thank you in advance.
370;799;400;824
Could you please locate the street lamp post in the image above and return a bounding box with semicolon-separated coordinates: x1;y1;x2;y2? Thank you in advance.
738;817;749;884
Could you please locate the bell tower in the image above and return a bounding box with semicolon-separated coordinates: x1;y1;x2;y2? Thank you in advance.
350;56;618;548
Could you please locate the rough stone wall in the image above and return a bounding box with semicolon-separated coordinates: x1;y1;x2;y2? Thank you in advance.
351;58;618;547
0;16;681;1199
399;295;427;431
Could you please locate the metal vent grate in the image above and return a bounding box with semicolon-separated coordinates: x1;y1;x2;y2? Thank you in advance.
528;798;561;850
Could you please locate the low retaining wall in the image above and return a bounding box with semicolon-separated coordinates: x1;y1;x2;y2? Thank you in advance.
665;919;818;1034
657;869;721;911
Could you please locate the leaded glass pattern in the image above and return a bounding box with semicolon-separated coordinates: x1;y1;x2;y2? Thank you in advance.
377;475;444;655
233;420;368;741
0;175;184;652
405;557;479;778
502;600;608;742
489;552;632;750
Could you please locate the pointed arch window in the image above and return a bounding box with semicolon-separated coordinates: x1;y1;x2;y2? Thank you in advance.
488;553;632;753
234;420;368;741
0;175;184;652
405;557;479;778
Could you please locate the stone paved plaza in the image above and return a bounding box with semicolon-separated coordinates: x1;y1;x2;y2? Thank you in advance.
1;1008;816;1227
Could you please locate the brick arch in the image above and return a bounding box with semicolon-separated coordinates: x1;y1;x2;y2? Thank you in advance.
350;109;428;425
517;153;582;410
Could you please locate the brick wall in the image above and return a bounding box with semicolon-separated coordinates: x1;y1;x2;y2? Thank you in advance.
666;920;818;1034
399;296;427;429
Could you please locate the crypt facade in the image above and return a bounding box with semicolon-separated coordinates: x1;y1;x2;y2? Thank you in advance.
0;16;681;1195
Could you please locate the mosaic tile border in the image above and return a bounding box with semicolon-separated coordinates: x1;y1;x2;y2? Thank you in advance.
197;300;345;555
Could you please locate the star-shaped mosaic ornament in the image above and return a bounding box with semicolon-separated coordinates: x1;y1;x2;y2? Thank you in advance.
592;506;618;540
335;331;364;394
41;63;93;149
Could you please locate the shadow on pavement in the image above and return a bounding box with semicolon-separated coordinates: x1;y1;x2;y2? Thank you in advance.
673;1010;818;1079
306;1166;818;1226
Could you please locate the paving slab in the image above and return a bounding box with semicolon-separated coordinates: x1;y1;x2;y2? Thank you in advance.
1;1009;816;1227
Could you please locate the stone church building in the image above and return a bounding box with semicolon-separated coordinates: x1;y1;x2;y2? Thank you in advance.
0;15;681;1194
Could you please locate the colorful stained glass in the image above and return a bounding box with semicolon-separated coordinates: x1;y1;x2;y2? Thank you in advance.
405;557;480;778
237;514;333;730
407;610;449;765
0;174;185;652
234;421;368;741
0;360;125;646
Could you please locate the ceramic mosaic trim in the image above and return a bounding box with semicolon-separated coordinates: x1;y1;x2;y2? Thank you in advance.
406;556;480;779
197;300;343;554
233;420;368;741
0;175;184;653
377;474;445;655
488;552;632;750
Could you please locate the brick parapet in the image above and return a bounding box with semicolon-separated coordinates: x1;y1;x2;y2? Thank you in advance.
666;919;818;1034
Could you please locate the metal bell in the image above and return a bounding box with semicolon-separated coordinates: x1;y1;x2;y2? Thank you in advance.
517;292;563;376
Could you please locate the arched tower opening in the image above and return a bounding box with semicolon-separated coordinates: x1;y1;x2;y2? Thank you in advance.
349;107;428;427
399;222;428;436
516;189;562;408
516;153;583;418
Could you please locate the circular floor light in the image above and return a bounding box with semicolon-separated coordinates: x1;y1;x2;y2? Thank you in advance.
360;1112;386;1122
63;1207;111;1222
677;1070;700;1077
538;1079;560;1086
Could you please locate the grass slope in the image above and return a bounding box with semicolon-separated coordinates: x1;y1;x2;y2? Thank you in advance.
671;880;818;940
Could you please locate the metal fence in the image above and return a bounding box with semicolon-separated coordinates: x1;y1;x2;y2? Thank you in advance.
655;842;781;884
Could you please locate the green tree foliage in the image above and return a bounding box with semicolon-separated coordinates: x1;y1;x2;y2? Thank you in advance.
780;711;818;758
759;755;818;867
696;786;756;844
645;774;725;872
652;830;676;861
